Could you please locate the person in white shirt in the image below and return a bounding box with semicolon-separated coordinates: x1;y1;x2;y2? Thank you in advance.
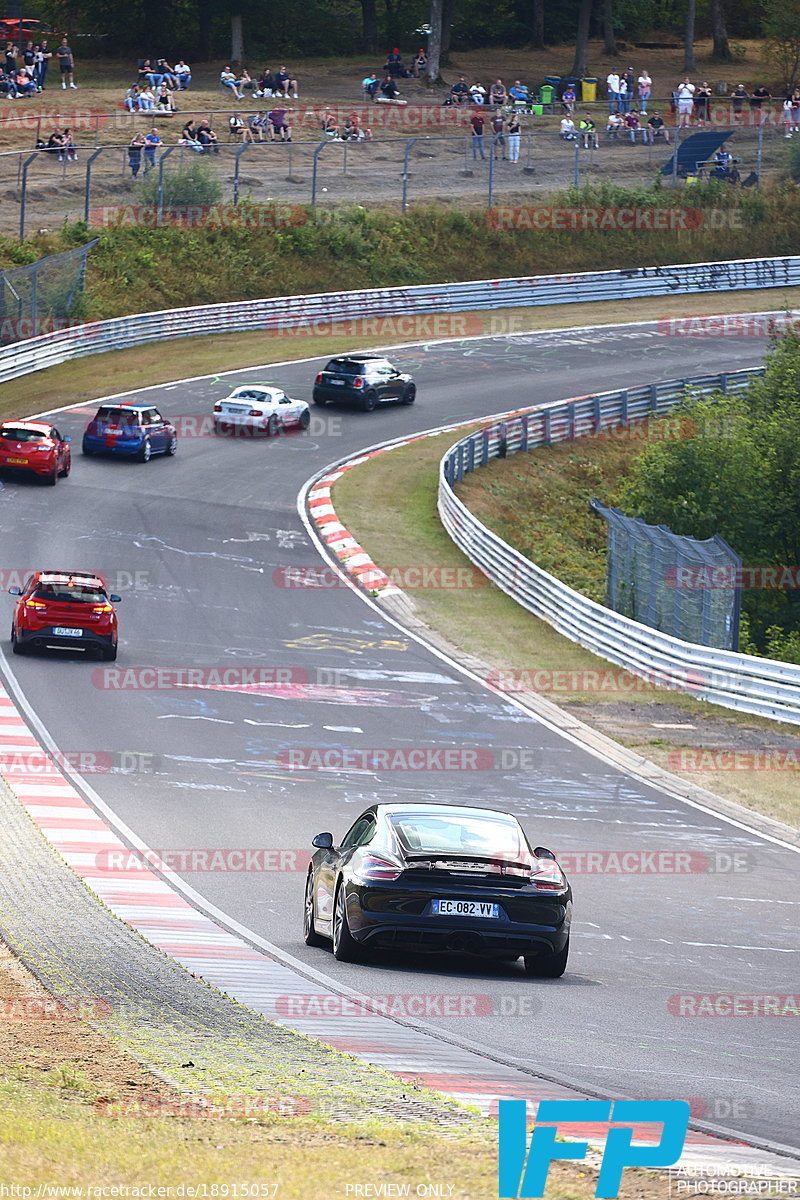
560;115;576;139
605;111;623;138
606;71;620;113
174;60;191;90
637;70;652;112
676;77;695;126
617;76;628;113
469;81;486;103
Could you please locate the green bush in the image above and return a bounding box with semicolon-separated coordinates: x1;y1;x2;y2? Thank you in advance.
135;161;223;208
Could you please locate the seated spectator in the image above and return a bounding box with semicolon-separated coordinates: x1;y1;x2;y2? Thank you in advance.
578;112;598;148
343;114;365;140
362;72;380;100
411;49;427;77
197;119;220;153
268;105;292;140
180;119;203;150
155;59;178;88
62;127;78;160
137;59;154;86
173;60;191;89
321;108;340;137
645;110;669;143
624;108;646;141
46;129;65;157
273;65;298;97
156;82;175;111
469;81;486;103
450;75;469;104
489;79;506;105
220;67;244;99
561;85;576;113
379;73;400;101
229;113;255;143
248;112;268;141
138;85;156;111
123;84;141;111
240;68;260;95
15;68;37;95
0;68;19;97
384;48;404;77
605;111;623;138
560;115;576;139
508;80;529;108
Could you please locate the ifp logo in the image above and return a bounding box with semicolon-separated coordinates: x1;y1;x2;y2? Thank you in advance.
498;1099;690;1198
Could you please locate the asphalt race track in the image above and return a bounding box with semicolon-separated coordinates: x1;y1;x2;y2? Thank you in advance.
2;319;798;1153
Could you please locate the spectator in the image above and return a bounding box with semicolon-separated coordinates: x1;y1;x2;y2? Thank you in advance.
39;39;51;89
57;37;76;89
750;83;771;122
14;68;37;95
274;65;298;97
240;68;260;95
4;43;17;73
138;59;155;86
695;80;712;125
124;84;141;111
155;58;178;88
784;95;794;138
220;67;244;99
128;132;145;177
197;119;220;153
321;108;339;137
617;76;629;114
508;80;529;108
560;114;576;140
507;111;521;162
561;84;576;114
676;76;695;127
469;81;486;104
362;72;380;100
0;67;17;97
605;111;623;139
258;67;276;95
792;91;800;134
138;85;156;111
489;78;506;105
411;49;427;77
379;73;400;101
731;83;749;115
47;129;65;158
637;69;652;112
343;114;365;140
606;69;620;113
470;109;486;160
490;109;505;159
143;127;162;169
268;105;291;140
579;112;598;148
229;112;255;142
248;112;268;141
180;119;202;150
384;48;404;77
155;82;176;111
450;75;469;104
22;40;34;70
174;60;191;89
622;66;634;111
712;143;739;182
646;110;669;144
624;108;646;142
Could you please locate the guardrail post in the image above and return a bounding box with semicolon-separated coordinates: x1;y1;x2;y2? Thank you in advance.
488;149;495;209
619;389;629;425
649;383;659;413
568;402;576;440
233;142;249;205
543;409;551;445
19;152;38;242
402;137;417;214
311;140;328;207
481;429;490;465
720;373;729;394
83;147;105;225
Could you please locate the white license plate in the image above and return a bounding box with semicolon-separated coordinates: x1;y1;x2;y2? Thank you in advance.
328;379;346;385
224;405;249;414
53;627;82;637
432;899;500;918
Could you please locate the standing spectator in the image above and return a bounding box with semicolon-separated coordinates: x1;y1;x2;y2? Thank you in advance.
220;66;243;99
646;110;670;144
274;65;298;97
750;83;771;122
616;75;629;114
470;109;486;160
4;43;17;73
676;77;695;126
507;111;521;162
144;127;162;169
490;109;505;159
128;132;145;177
57;37;76;89
450;75;469;103
695;81;712;125
606;69;620;113
22;40;35;70
637;69;652;112
174;60;191;89
39;38;51;89
32;43;45;88
622;67;635;110
579;112;598;148
731;83;749;116
489;78;506;105
784;95;794;138
792;90;800;134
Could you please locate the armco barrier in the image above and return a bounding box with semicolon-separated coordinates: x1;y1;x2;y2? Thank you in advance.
2;254;800;385
438;369;800;726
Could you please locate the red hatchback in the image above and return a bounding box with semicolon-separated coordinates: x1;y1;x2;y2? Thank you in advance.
0;422;71;486
10;571;120;660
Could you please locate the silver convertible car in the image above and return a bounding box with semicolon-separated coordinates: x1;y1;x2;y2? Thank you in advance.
213;385;310;436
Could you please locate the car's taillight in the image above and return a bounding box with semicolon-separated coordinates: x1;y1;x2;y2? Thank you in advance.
92;604;112;614
213;402;222;412
352;376;364;388
24;599;47;610
315;373;323;384
531;858;565;889
249;409;264;417
355;854;402;883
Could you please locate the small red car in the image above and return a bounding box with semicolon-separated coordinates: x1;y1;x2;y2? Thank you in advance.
0;421;71;486
10;571;120;660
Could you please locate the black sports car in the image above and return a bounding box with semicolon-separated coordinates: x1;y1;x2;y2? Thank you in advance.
303;803;572;977
312;355;416;411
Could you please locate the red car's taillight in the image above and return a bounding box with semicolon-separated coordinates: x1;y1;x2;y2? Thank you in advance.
352;376;364;388
315;373;323;384
355;854;402;883
92;604;113;614
24;599;47;611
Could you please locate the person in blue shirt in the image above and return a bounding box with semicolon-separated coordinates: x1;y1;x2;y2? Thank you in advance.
508;80;529;108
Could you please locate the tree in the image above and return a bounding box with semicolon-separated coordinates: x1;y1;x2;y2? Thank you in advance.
603;0;616;56
230;11;243;64
426;0;443;84
360;0;378;54
711;0;731;59
763;2;800;92
684;0;696;72
571;0;593;77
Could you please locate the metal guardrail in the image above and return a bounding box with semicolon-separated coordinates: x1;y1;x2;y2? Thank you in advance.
438;368;800;726
2;255;800;386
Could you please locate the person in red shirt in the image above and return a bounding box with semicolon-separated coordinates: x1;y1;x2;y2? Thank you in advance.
470;110;486;160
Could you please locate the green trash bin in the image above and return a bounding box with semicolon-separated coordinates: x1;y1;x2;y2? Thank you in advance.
539;84;555;106
530;103;543;115
581;77;598;103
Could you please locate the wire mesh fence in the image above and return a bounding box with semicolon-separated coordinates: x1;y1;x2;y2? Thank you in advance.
0;241;96;344
591;499;742;650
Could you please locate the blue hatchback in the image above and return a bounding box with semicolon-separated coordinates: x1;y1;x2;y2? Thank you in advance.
82;403;177;462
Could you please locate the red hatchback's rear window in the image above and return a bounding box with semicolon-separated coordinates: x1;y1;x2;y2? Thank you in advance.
0;427;48;442
32;585;106;604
